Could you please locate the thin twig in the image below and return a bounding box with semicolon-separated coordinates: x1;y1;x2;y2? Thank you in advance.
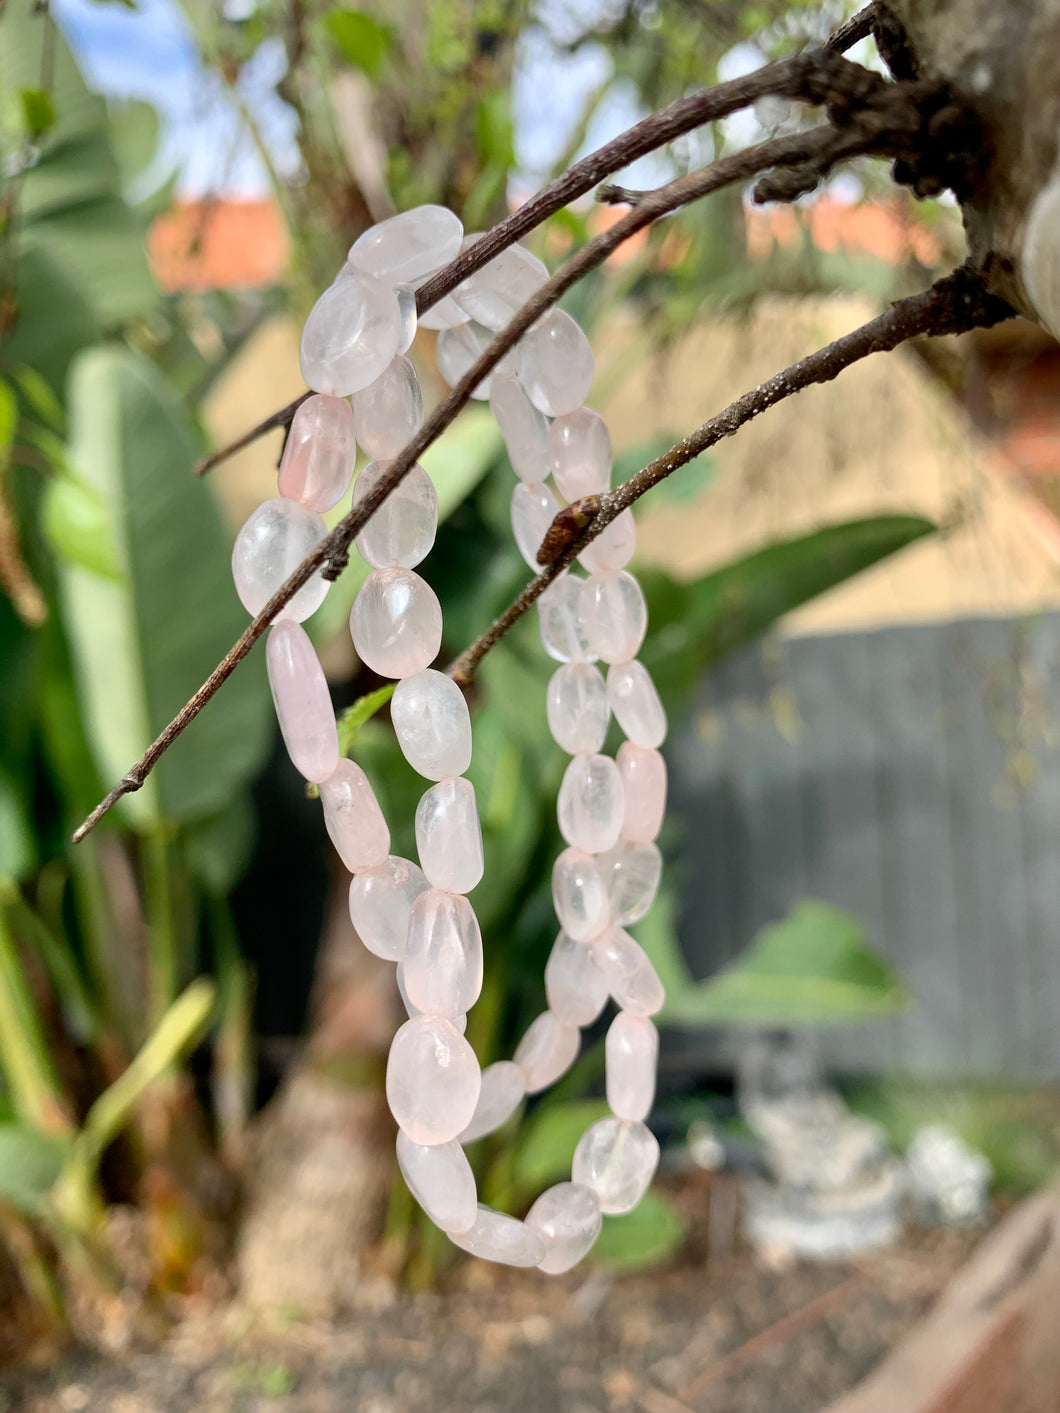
826;2;880;54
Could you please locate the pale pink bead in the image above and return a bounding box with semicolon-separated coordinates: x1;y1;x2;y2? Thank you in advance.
572;1116;659;1214
348;855;427;961
547;663;608;755
544;930;609;1027
607;661;666;748
605;1012;658;1122
453;241;548;331
277;394;357;512
578;509;636;574
518;309;594;416
489;375;549;482
415;776;483;894
352;461;437;569
513;1011;580;1094
386;1015;481;1146
391;669;472;780
396;965;467;1030
557;753;624;853
320;759;390;871
352;356;423;460
538;573;596;664
592;926;665;1016
525;1182;602;1274
396;1131;477;1234
448;1206;546;1267
598;839;663;926
578;570;647;665
552;847;612;942
349;568;442;677
266;621;338;783
300;269;402;396
436;321;517;400
459;1061;525;1143
618;742;667;843
548;407;612;500
511;482;560;571
232;498;329;622
347;204;463;285
394;283;417;353
403;888;483;1019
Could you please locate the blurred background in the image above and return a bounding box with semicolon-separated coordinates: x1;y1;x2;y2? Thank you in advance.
3;0;1060;1409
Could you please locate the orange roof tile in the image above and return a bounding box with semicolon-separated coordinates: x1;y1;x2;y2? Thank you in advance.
148;200;289;293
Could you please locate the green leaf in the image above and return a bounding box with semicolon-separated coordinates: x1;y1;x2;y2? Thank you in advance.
593;1191;687;1271
0;770;35;882
510;1099;610;1196
182;793;257;896
20;88;56;138
0;245;99;397
475;91;514;168
323;10;393;79
41;473;122;579
10;364;65;431
0;381;17;455
0;1125;67;1214
0;906;70;1135
304;684;396;800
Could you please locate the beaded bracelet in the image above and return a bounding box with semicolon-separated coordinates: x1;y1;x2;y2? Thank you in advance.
230;205;668;1273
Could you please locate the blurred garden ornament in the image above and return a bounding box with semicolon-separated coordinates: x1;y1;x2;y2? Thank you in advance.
905;1125;992;1226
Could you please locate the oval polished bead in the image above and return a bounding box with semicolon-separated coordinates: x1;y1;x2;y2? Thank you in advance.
513;1011;580;1094
448;1205;546;1267
347;854;428;961
232;498;329;622
415;776;484;894
557;752;624;853
489;375;549;482
320;759;390;872
459;1060;525;1143
572;1116;659;1215
266;621;338;783
526;1182;602;1275
578;570;647;665
396;966;467;1031
606;661;666;749
578;509;636;574
618;742;667;843
391;668;472;780
352;461;438;569
592;926;665;1016
544;930;609;1027
547;662;608;755
605;1012;658;1122
396;1131;477;1235
352;355;423;460
300;269;402;396
548;407;612;500
551;847;612;943
511;481;560;570
386;1015;481;1146
347;204;463;286
394;283;417;353
538;573;596;664
453;242;548;330
277;394;357;512
350;568;442;678
403;888;483;1019
598;839;663;926
435;320;517;400
518;309;594;416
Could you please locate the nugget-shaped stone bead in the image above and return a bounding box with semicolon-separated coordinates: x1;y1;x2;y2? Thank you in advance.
592;926;665;1016
348;854;427;961
572;1116;659;1214
266;622;338;783
618;742;667;843
538;573;595;663
396;965;467;1031
526;1182;602;1274
557;753;624;853
598;839;663;926
436;320;517;399
606;1012;658;1122
552;848;612;942
544;930;609;1027
453;242;548;330
607;661;666;749
350;568;442;677
352;461;437;569
511;482;560;570
386;1015;481;1146
300;270;402;396
579;509;636;574
352;356;423;460
547;663;608;755
403;888;483;1019
548;407;612;500
396;1132;477;1235
415;776;483;894
449;1206;546;1267
232;498;329;622
320;759;390;872
394;283;417;352
347;204;463;286
519;309;594;416
578;570;647;665
513;1011;580;1094
490;375;549;482
277;394;357;512
459;1061;525;1143
391;669;472;780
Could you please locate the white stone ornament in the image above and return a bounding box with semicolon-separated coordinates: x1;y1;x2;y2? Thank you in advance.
518;308;595;416
352;460;438;569
352;355;423;460
299;269;403;396
386;1014;481;1146
232;498;330;622
347;205;463;286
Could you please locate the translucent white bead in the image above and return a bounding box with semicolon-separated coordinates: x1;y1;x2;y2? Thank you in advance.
511;482;560;570
547;663;608;755
459;1061;525;1143
453;241;548;331
348;855;428;961
386;1015;481;1146
347;204;463;286
352;356;423;460
277;394;357;512
605;1012;658;1122
557;753;624;853
572;1116;659;1215
513;1011;580;1094
518;309;594;417
403;888;483;1019
391;669;472;780
448;1205;546;1267
489;375;549;482
436;321;517;400
396;965;467;1031
618;742;667;843
578;570;647;665
592;926;665;1016
538;573;595;664
607;661;666;749
232;498;329;622
598;839;663;926
300;269;402;396
352;461;437;570
394;283;417;353
396;1131;477;1235
548;408;612;500
526;1182;602;1274
552;848;612;943
544;930;609;1027
579;509;636;574
349;568;442;677
266;621;338;783
320;759;390;872
415;776;483;894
